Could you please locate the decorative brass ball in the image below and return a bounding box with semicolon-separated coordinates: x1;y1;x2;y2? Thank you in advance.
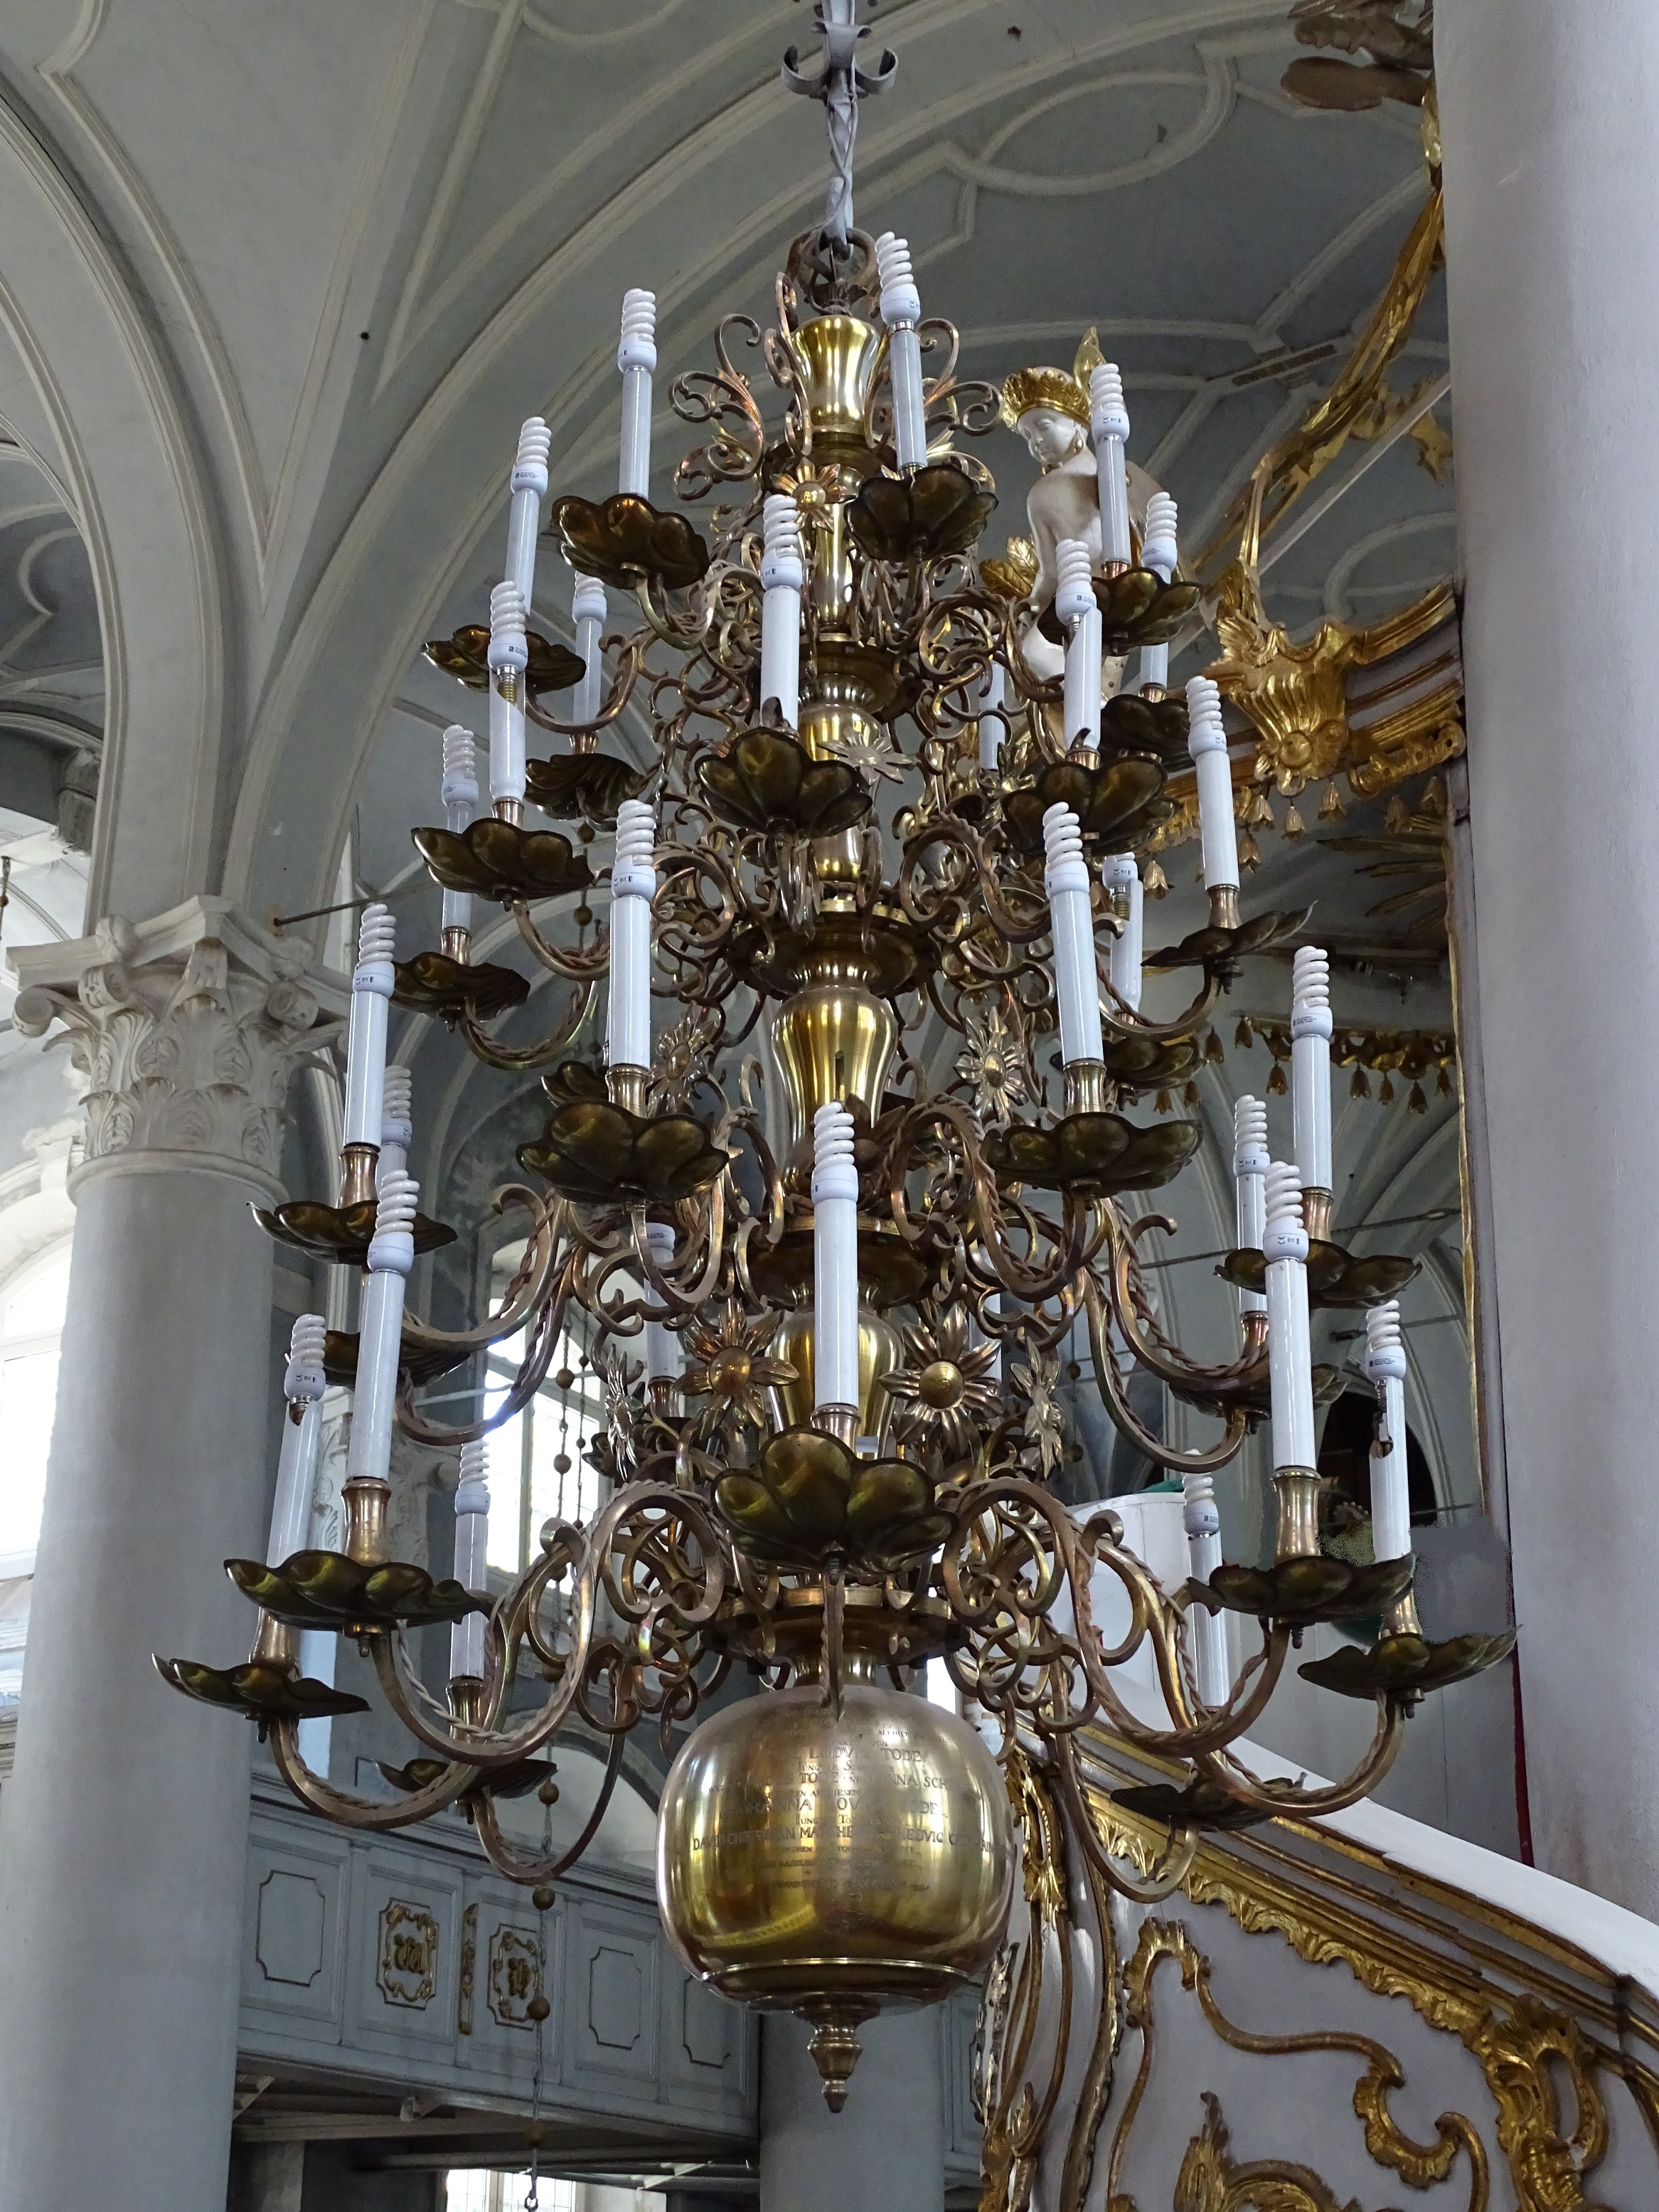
918;1358;964;1409
656;1666;1014;2109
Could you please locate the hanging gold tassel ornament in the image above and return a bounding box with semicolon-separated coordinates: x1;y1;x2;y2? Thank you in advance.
1379;1073;1396;1104
1234;1018;1254;1049
1350;1065;1371;1100
1436;1063;1453;1097
1203;1029;1225;1065
1154;1088;1173;1116
1183;1080;1200;1106
1284;803;1306;839
1408;1081;1428;1115
1239;831;1261;872
1143;858;1168;898
1319;782;1345;821
1267;1059;1289;1096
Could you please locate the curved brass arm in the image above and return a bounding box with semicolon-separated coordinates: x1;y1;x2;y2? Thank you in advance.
1099;1209;1268;1400
1195;1696;1407;1821
1100;964;1222;1045
469;1728;626;1886
397;1188;565;1361
459;979;596;1070
1083;1270;1249;1474
524;632;646;738
512;900;611;982
270;1716;480;1829
1050;1730;1200;1905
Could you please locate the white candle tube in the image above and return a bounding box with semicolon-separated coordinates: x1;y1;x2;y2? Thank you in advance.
1364;1301;1411;1565
1103;849;1142;1011
506;418;550;607
607;799;656;1073
978;661;1006;775
344;1170;420;1498
1291;945;1333;1201
811;1101;860;1416
875;233;927;472
439;725;478;939
1057;536;1102;750
617;289;657;499
760;494;805;727
1263;1161;1316;1472
449;1437;490;1684
1089;361;1132;568
644;1218;683;1386
1138;491;1178;693
1186;676;1239;893
1232;1095;1269;1319
487;580;528;809
379;1063;412;1184
1181;1471;1230;1706
1042;802;1104;1068
342;903;396;1154
267;1314;329;1565
572;573;607;723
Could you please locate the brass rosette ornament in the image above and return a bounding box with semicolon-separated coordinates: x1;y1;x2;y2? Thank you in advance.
158;39;1515;2120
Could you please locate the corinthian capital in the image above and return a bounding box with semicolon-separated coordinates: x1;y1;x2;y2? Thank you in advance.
9;896;346;1193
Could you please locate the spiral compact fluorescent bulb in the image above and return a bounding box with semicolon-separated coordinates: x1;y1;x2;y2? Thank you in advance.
1186;675;1239;894
450;1437;491;1684
874;232;927;469
617;289;658;498
760;493;806;725
1291;945;1334;1202
1089;361;1131;566
811;1101;860;1417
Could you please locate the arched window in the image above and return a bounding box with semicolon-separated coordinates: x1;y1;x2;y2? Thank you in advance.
0;1243;70;1579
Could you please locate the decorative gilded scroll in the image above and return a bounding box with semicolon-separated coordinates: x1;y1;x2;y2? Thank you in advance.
1092;1778;1621;2212
1105;1919;1487;2212
1174;2093;1360;2212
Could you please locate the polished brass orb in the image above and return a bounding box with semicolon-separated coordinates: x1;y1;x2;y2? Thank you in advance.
919;1358;964;1409
656;1661;1015;2109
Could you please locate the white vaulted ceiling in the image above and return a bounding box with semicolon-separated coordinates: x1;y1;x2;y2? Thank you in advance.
0;0;1449;910
0;0;1456;1211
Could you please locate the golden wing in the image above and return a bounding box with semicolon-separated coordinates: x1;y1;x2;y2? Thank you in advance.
1072;326;1105;387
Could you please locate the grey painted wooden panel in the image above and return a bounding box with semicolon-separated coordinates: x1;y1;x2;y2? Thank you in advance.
240;1785;757;2144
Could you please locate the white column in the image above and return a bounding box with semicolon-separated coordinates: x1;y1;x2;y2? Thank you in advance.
607;799;656;1075
1;901;338;2212
759;2010;944;2212
1089;361;1132;568
1057;536;1102;751
1186;676;1239;898
1042;802;1103;1069
875;233;927;472
1437;0;1659;1910
1182;1472;1229;1706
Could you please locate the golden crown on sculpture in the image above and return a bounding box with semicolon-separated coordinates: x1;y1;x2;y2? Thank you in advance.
998;327;1107;430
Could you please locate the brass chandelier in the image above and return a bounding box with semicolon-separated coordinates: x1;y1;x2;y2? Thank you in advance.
161;1;1512;2110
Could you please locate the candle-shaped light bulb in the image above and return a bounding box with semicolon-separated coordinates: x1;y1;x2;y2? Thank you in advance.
572;573;607;724
1186;676;1240;895
439;725;478;942
1042;802;1104;1069
343;1169;420;1500
607;799;656;1079
617;288;657;499
1056;536;1102;750
449;1437;491;1686
875;232;927;472
342;902;396;1170
506;416;551;607
1232;1095;1269;1321
379;1063;412;1183
643;1218;683;1389
1363;1301;1411;1565
760;493;805;727
1138;491;1178;693
1103;849;1142;1011
1263;1160;1316;1487
978;660;1007;775
1291;945;1333;1229
811;1101;860;1422
487;580;528;811
267;1313;329;1566
1181;1471;1229;1707
1089;361;1132;568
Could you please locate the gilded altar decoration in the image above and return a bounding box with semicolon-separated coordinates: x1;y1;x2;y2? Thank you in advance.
488;1926;544;2030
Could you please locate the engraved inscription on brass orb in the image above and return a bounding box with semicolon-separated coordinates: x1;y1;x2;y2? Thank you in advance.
655;1666;1015;2109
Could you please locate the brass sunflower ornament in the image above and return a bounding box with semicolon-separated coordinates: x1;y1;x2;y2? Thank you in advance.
681;1301;798;1439
954;1001;1029;1128
879;1307;1003;1467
